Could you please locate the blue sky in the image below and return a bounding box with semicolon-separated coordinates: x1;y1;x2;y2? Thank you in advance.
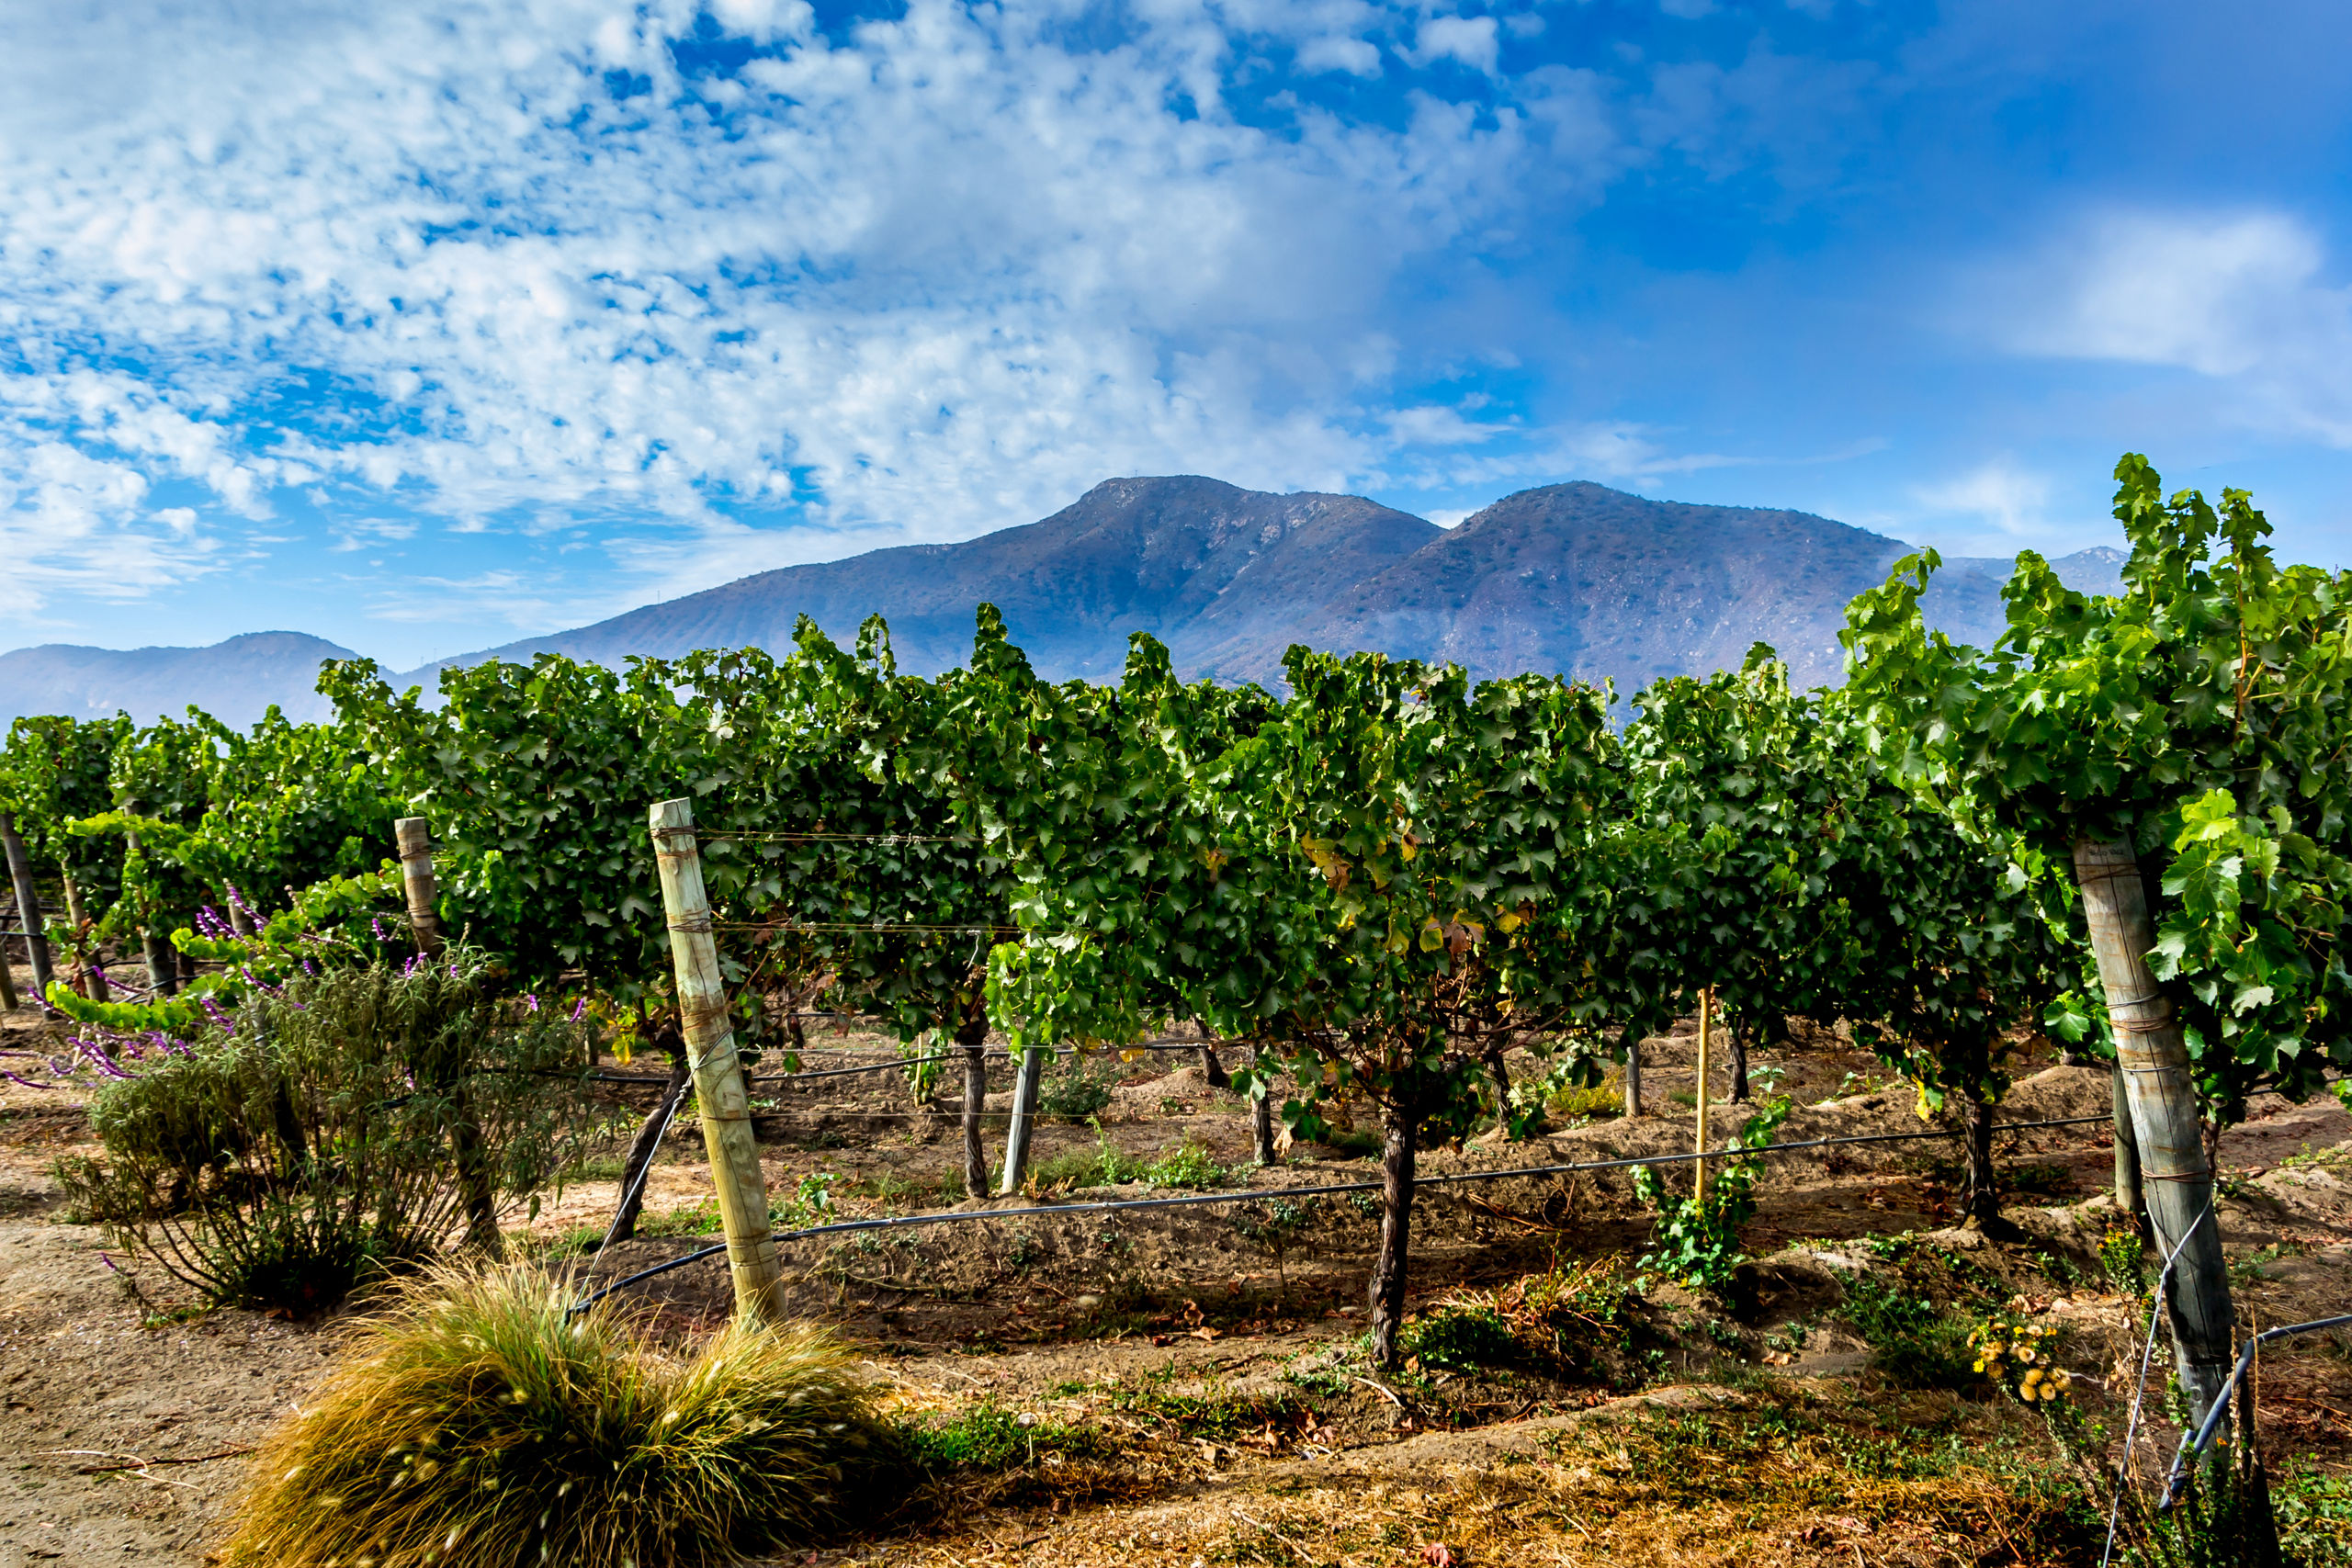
6;0;2350;669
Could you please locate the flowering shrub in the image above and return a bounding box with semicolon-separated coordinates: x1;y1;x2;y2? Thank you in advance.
1969;1316;2074;1404
56;947;595;1310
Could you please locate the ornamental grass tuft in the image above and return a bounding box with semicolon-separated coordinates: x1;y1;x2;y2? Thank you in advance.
220;1263;900;1568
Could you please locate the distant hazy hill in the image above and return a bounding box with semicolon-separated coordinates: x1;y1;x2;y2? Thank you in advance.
0;632;356;728
406;478;2126;695
399;478;1439;686
1;482;2133;725
1258;482;2128;693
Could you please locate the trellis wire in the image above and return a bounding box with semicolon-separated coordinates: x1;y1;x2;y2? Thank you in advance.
568;1111;2116;1314
2098;1190;2218;1568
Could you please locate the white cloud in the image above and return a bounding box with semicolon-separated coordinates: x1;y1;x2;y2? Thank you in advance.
1991;209;2352;446
1410;17;1500;75
1909;457;2053;539
0;0;1637;617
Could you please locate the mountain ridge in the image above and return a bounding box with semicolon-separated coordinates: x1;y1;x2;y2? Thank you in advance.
3;480;2131;725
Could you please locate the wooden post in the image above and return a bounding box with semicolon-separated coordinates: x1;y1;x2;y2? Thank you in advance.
0;931;16;1010
2074;838;2235;1428
394;819;498;1253
1623;1031;1644;1118
1693;988;1713;1198
393;818;445;955
998;1045;1046;1195
650;797;786;1325
0;812;51;1001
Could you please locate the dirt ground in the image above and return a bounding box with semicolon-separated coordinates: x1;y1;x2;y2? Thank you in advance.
4;955;2348;1568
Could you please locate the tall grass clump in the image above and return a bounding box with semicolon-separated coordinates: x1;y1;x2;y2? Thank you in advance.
220;1263;900;1568
58;947;594;1310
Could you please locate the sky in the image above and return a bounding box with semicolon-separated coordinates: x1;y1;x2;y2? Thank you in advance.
6;0;2351;670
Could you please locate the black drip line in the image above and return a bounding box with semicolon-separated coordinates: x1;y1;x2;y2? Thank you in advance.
569;1111;2119;1313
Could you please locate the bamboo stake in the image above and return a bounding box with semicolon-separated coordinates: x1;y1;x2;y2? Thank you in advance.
1693;988;1712;1198
650;797;786;1325
0;811;52;1001
393;818;445;956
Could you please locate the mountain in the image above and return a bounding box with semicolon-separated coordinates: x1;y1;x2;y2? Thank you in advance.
399;478;1439;686
1254;482;2122;694
3;481;2132;724
0;632;357;728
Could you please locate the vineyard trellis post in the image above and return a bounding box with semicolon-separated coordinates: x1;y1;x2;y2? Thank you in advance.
393;818;445;955
2075;837;2234;1427
0;811;51;1001
61;871;107;1001
1624;1033;1644;1119
997;1045;1045;1195
396;818;502;1256
0;928;15;1010
650;797;788;1325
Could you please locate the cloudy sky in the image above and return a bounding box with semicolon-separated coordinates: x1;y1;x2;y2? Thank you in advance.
6;0;2350;667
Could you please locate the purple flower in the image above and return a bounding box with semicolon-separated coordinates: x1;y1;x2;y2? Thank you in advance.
99;1254;118;1273
571;997;587;1022
448;963;460;979
525;993;539;1012
371;917;388;941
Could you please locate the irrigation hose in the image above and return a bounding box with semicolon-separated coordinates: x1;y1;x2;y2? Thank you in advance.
568;1111;2117;1314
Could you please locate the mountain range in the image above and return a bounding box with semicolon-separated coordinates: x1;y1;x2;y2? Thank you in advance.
3;478;2126;727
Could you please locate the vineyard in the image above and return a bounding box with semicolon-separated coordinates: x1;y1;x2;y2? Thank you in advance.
2;457;2349;1567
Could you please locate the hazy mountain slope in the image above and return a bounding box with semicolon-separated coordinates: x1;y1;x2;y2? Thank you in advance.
1253;483;1920;691
1;486;2142;724
401;479;1440;685
1225;487;2132;692
0;632;356;728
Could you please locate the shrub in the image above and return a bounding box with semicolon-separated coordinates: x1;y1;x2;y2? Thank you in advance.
219;1263;899;1568
1404;1304;1520;1371
57;950;594;1310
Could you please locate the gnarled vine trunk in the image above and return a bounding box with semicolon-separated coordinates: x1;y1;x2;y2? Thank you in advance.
956;1011;991;1199
1368;1107;1418;1369
1960;1090;1999;1230
607;1021;689;1247
2113;1060;2147;1235
1250;1044;1278;1167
